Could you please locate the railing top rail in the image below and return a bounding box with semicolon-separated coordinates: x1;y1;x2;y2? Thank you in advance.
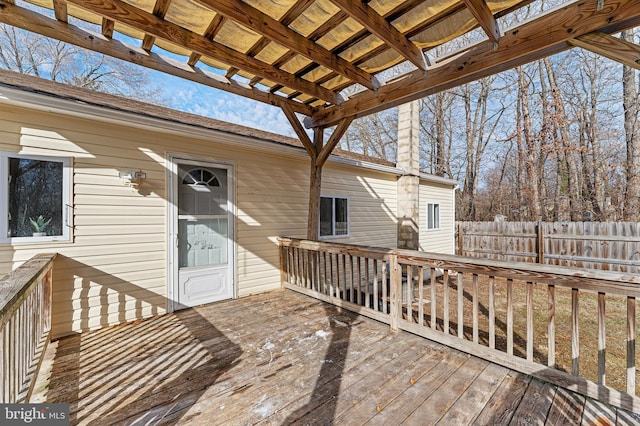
280;237;640;297
278;237;392;260
0;253;56;325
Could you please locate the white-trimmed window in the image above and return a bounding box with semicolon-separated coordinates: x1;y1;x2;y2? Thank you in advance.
427;203;440;230
320;196;349;238
0;153;72;242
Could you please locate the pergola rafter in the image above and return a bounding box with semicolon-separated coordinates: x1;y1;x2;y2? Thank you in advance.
199;0;380;91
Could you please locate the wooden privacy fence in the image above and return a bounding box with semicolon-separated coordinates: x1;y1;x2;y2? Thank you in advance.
0;253;55;403
279;237;640;412
457;221;640;274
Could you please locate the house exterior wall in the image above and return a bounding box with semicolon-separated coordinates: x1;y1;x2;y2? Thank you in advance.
419;180;456;254
0;102;425;337
320;163;398;248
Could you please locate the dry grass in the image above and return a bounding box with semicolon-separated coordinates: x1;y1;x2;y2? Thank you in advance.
409;274;638;394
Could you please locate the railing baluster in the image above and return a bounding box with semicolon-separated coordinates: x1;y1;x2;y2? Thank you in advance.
443;270;450;335
390;255;401;331
306;250;312;289
337;254;342;298
330;253;336;297
407;266;413;323
341;254;347;301
382;261;388;314
373;259;379;311
286;247;293;284
627;296;636;395
347;254;355;303
458;272;464;339
598;292;606;386
572;288;580;376
507;278;513;356
315;251;321;292
527;281;534;362
430;268;436;330
357;257;362;305
9;316;15;401
295;248;299;285
365;258;370;309
489;276;495;349
418;267;424;327
548;284;555;368
472;274;478;344
320;251;326;295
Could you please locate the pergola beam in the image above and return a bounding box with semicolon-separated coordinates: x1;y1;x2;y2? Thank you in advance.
328;0;429;71
307;0;640;128
568;32;640;70
65;0;341;104
0;1;313;116
280;101;315;159
463;0;500;43
197;0;380;91
317;117;354;167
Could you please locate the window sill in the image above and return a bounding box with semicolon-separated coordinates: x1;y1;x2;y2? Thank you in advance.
319;234;350;240
2;236;70;244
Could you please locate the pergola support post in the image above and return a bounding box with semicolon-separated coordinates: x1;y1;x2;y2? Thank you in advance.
307;129;324;240
280;103;353;240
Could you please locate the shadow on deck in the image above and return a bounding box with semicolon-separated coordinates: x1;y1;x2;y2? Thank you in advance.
34;290;639;425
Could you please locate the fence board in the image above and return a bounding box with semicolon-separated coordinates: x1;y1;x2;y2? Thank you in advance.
457;222;640;274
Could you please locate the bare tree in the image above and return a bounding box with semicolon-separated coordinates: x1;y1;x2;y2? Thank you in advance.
419;92;455;177
0;24;164;103
622;30;640;221
341;110;398;162
515;65;543;220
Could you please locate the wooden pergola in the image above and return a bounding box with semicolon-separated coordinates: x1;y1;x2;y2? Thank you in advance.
2;0;640;238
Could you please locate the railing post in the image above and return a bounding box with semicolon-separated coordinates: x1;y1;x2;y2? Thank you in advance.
389;254;401;332
279;242;286;289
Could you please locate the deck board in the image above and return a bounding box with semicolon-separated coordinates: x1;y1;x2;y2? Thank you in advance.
402;356;489;424
471;371;531;425
436;362;511;425
34;290;639;425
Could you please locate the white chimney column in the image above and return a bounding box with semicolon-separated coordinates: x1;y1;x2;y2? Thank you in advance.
397;101;420;250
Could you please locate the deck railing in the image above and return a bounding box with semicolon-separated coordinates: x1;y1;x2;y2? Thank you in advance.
0;253;56;403
279;237;640;412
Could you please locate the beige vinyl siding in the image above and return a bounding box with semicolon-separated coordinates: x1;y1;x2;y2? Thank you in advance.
419;180;455;254
0;103;313;337
320;164;398;248
0;101;453;337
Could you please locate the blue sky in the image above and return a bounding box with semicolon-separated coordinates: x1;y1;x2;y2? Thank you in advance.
159;73;297;137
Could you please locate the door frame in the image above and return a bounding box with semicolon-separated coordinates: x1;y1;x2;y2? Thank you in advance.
167;153;237;313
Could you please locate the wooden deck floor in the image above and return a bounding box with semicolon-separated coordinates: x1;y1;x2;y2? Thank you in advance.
34;290;640;425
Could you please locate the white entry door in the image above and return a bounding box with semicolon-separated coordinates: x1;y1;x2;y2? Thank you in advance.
171;159;234;310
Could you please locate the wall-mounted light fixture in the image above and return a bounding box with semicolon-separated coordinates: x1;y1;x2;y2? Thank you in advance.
119;170;147;188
